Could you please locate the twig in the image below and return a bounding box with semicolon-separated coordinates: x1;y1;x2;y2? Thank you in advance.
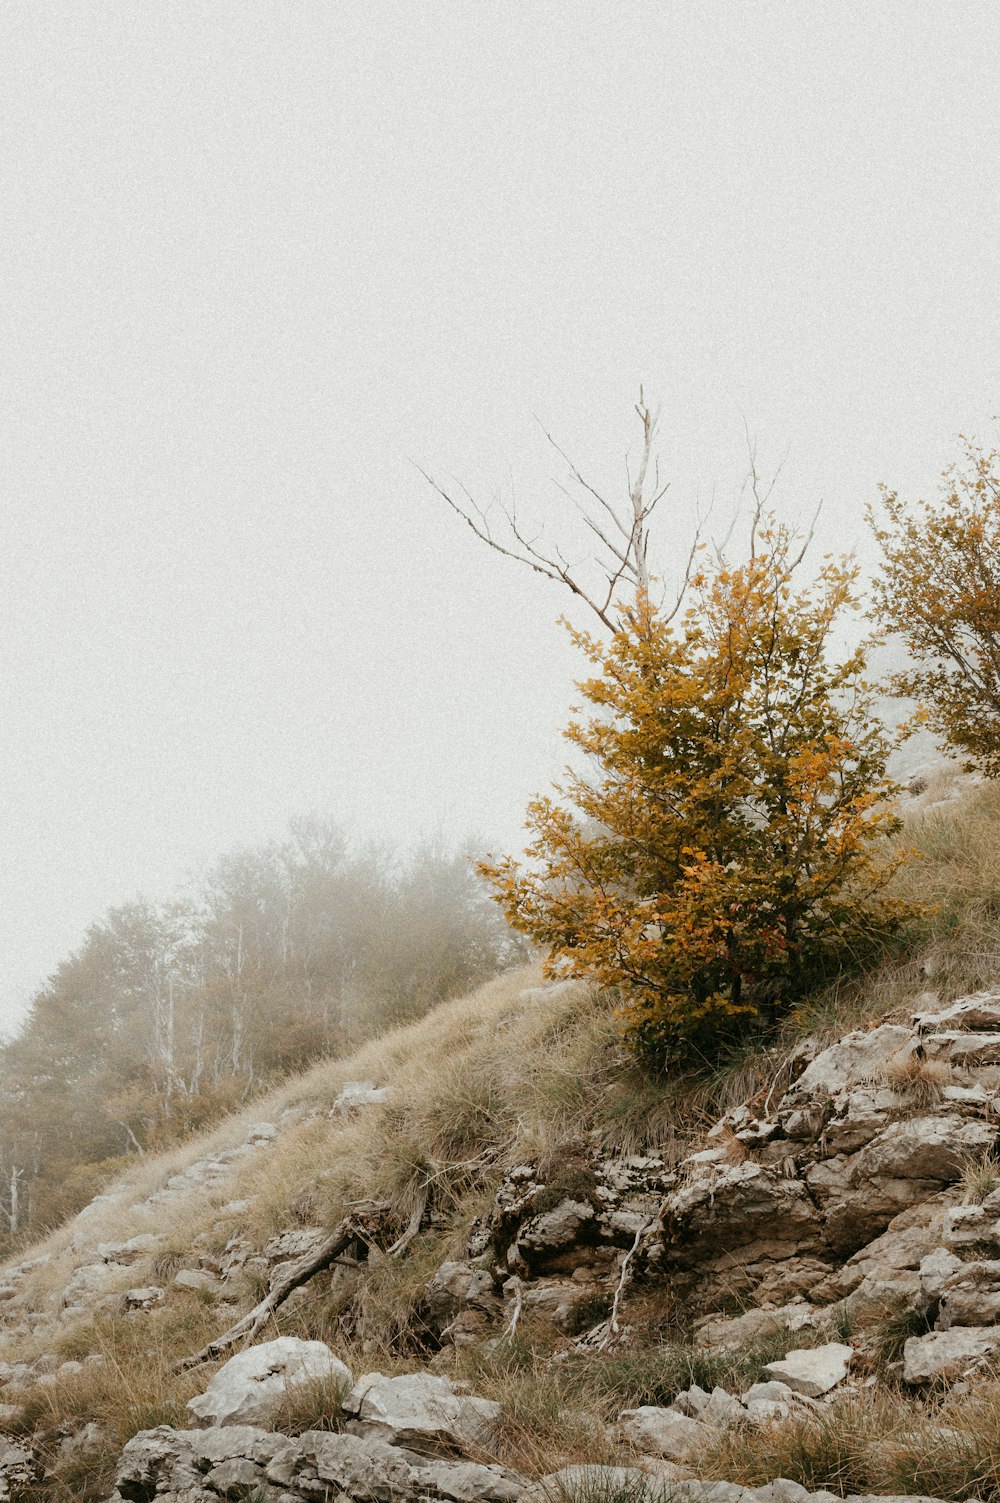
600;1217;653;1348
501;1275;523;1342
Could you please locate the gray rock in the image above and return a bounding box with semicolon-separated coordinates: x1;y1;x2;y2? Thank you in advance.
331;1080;392;1113
174;1267;221;1293
918;1248;964;1300
619;1405;708;1457
187;1337;352;1428
343;1370;500;1455
903;1325;1000;1383
764;1342;853;1397
97;1233;162;1265
125;1285;165;1311
914;990;1000;1033
246;1121;278;1144
0;1438;39;1500
782;1025;912;1101
935;1258;1000;1328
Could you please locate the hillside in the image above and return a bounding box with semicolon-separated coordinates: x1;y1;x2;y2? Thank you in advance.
1;775;1000;1500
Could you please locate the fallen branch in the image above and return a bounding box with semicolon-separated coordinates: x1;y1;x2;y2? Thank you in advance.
177;1200;393;1370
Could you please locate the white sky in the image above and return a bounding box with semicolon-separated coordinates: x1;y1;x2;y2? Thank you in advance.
3;3;1000;1027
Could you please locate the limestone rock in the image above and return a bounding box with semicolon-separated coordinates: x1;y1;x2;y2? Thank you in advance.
918;1247;964;1301
764;1342;853;1397
111;1422;525;1503
187;1337;352;1428
619;1405;708;1458
0;1439;39;1500
695;1305;820;1352
935;1258;1000;1329
343;1370;500;1455
914;990;1000;1033
174;1267;221;1293
903;1325;1000;1383
124;1285;165;1312
331;1080;391;1113
781;1025;912;1102
660;1163;827;1289
96;1233;162;1265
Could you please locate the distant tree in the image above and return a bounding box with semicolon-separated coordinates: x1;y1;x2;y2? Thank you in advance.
869;439;1000;775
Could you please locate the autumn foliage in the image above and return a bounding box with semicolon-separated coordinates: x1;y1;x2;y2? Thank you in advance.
869;439;1000;776
482;524;912;1056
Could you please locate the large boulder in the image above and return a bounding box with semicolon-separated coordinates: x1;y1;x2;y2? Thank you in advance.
657;1163;827;1298
343;1370;500;1455
187;1337;352;1428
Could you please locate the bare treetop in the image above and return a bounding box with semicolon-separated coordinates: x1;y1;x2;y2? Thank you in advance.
420;391;701;635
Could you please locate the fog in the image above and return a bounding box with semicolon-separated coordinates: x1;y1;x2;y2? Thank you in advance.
3;3;999;1025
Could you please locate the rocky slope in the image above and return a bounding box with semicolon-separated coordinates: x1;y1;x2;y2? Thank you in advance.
2;971;1000;1501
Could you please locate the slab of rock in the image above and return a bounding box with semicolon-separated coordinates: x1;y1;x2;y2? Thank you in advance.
660;1163;827;1274
764;1342;853;1397
782;1025;912;1102
246;1121;277;1144
935;1258;1000;1328
343;1370;500;1455
112;1422;527;1503
97;1233;162;1265
187;1337;352;1428
903;1325;1000;1383
855;1114;996;1184
828;1201;953;1301
331;1080;391;1113
914;990;1000;1033
124;1286;165;1312
695;1305;820;1352
174;1268;221;1293
920;1031;1000;1067
619;1405;707;1458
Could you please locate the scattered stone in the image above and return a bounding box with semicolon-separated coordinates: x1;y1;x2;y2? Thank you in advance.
619;1406;708;1458
343;1370;500;1455
174;1268;221;1293
331;1081;392;1113
903;1325;1000;1384
125;1285;165;1312
764;1342;853;1397
187;1337;352;1428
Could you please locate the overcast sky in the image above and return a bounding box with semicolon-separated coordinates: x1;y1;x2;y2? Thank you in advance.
3;3;999;1027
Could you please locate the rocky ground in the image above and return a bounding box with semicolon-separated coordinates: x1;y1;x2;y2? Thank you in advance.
2;979;1000;1501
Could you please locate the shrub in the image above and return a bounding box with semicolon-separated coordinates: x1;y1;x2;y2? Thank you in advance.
483;524;913;1057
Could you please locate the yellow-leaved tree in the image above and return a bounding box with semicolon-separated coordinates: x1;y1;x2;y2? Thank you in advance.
480;523;912;1057
428;398;915;1057
869;439;1000;775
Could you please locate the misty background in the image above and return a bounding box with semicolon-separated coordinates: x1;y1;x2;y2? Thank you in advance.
3;3;1000;1028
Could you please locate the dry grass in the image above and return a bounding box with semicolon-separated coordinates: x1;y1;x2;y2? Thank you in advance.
877;1047;955;1107
690;1374;1000;1501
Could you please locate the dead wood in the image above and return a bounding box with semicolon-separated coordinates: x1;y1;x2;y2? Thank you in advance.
177;1199;395;1370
